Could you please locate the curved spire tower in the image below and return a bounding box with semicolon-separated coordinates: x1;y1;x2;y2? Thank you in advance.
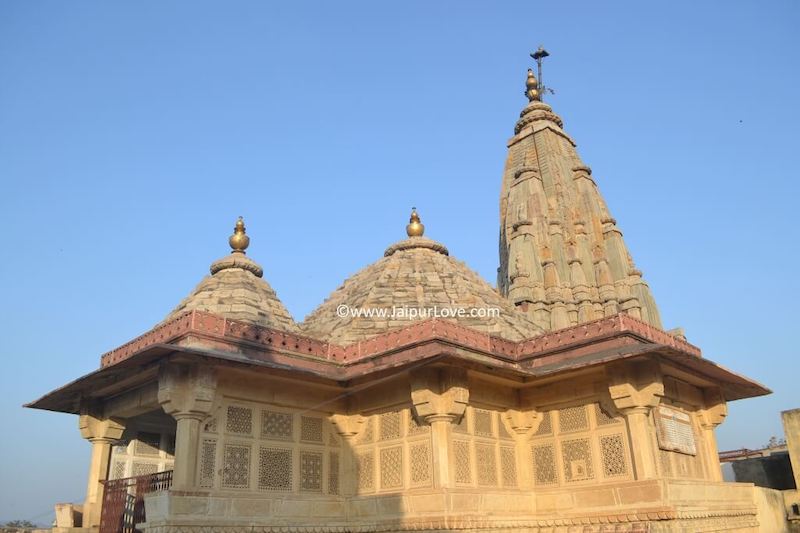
498;55;662;331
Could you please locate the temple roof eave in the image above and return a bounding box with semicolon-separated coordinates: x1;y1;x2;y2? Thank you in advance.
25;311;769;414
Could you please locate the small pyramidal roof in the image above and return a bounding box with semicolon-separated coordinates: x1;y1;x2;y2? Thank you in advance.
162;217;299;332
301;209;543;344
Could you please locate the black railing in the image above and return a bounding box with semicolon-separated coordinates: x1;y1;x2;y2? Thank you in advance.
99;470;173;533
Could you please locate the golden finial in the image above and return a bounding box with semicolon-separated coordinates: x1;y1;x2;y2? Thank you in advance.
406;207;425;237
525;69;540;102
228;216;250;254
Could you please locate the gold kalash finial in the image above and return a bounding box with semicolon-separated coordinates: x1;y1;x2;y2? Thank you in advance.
406;207;425;237
525;69;540;102
228;216;250;254
527;45;551;102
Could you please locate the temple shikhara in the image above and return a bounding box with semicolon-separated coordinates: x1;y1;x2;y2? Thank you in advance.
29;55;773;533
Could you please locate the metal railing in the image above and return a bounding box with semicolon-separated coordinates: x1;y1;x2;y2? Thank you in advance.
99;470;173;533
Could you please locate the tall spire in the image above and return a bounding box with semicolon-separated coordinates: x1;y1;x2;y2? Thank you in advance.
498;54;662;331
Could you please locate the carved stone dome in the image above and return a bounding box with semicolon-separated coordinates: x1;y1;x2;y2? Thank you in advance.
301;219;542;344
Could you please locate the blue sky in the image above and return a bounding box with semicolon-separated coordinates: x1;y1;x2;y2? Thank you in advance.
1;0;798;523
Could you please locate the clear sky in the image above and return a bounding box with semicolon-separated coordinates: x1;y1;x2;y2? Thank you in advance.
1;0;798;524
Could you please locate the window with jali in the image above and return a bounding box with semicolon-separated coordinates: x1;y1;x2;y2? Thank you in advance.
226;406;253;435
132;462;159;477
500;446;517;487
300;416;324;443
600;434;627;477
533;411;552;436
328;451;340;494
199;438;217;488
562;438;593;482
408;412;429;435
410;442;432;486
134;432;161;456
529;400;633;487
474;409;494;437
258;447;292;491
354;409;431;492
111;460;126;480
356;450;375;491
475;443;497;486
209;401;339;493
380;411;402;441
299;451;322;492
594;403;621;426
453;439;471;484
558;405;589;433
532;443;557;485
262;410;293;441
380;446;403;489
222;444;251;489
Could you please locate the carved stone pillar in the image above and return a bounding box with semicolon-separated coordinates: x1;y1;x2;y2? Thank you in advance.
157;362;217;491
699;388;727;482
607;358;663;480
410;366;469;488
79;406;125;529
329;414;365;496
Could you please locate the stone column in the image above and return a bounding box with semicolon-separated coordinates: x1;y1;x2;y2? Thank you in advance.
620;406;660;480
427;415;453;488
699;388;727;482
410;366;469;488
158;362;217;491
329;414;365;497
78;408;125;529
607;358;663;480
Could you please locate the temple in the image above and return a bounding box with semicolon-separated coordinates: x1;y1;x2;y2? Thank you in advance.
28;59;776;533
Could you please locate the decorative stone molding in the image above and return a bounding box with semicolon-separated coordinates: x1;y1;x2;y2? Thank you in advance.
101;310;704;369
383;236;450;257
409;367;469;423
141;507;758;533
514;101;565;134
209;253;264;278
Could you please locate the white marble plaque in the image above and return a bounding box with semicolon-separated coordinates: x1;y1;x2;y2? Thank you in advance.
655;405;697;455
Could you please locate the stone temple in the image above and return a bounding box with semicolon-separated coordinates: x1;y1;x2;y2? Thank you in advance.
29;61;774;532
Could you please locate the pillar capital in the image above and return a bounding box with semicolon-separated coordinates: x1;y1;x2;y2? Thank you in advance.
503;408;541;437
158;362;217;419
607;358;664;414
329;414;365;439
410;366;469;424
78;404;125;442
699;387;727;429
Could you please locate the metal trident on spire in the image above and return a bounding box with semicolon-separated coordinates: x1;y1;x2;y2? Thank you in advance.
530;46;554;102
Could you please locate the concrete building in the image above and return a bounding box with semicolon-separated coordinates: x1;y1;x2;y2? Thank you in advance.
28;60;782;532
